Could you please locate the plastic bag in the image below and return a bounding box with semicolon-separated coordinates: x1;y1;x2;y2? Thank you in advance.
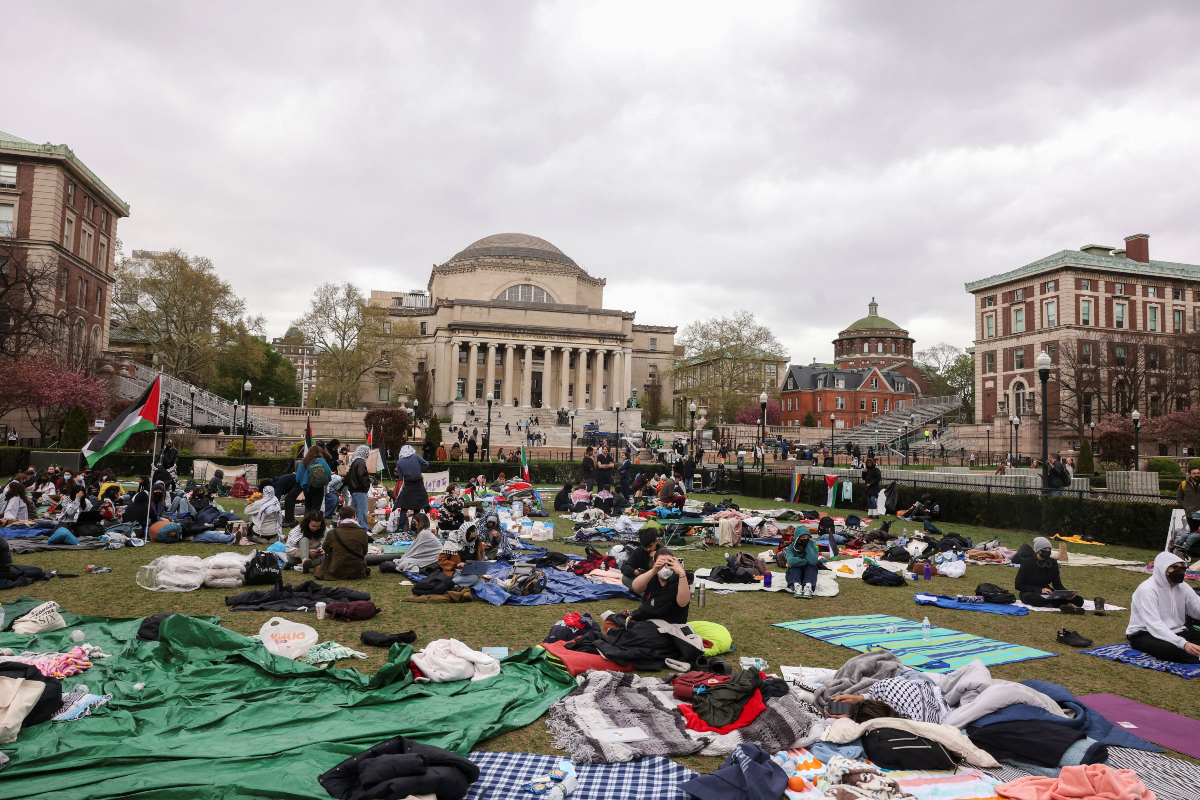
259;617;318;660
937;560;966;579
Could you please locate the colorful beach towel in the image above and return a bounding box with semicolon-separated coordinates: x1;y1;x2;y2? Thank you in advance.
465;752;697;800
1081;643;1200;679
773;614;1056;672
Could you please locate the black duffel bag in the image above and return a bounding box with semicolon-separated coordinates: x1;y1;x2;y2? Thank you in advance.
862;565;907;587
976;582;1016;605
862;727;960;771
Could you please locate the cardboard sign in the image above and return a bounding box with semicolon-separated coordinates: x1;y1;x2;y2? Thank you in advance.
423;470;450;493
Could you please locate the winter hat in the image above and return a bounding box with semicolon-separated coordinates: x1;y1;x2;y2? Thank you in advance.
1032;537;1052;552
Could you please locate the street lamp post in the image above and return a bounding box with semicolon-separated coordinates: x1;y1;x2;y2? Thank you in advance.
830;412;837;464
1131;409;1141;469
1089;421;1096;466
1008;414;1015;462
569;410;576;461
412;399;419;440
1014;416;1021;464
1036;350;1052;492
689;401;697;459
189;389;196;429
985;426;991;467
485;392;493;461
615;403;622;451
241;380;251;456
760;391;768;495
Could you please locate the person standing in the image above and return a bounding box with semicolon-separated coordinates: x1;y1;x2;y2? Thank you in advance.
681;453;696;492
5;428;16;447
618;451;632;498
481;432;490;461
298;445;333;517
596;444;614;490
1174;465;1200;555
394;444;430;533
581;446;596;491
466;434;478;462
344;445;372;529
861;457;882;515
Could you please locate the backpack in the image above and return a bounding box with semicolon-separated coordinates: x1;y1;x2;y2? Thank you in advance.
817;516;836;537
326;601;380;621
884;545;912;563
976;582;1016;605
862;565;907;587
307;459;331;488
511;568;547;597
861;728;960;771
244;550;282;585
844;514;861;529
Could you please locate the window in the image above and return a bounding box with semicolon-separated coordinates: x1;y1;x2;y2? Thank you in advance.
1174;309;1184;333
1148;286;1159;298
94;287;102;315
0;203;12;237
896;400;905;410
1113;282;1125;295
985;352;995;373
1044;300;1056;327
766;363;776;375
1015;288;1024;301
1081;342;1092;365
869;377;878;388
380;350;390;364
97;241;107;272
835;377;845;389
862;342;869;354
1148;306;1159;332
884;399;890;411
872;398;878;413
60;268;69;300
476;349;485;365
1114;302;1126;329
67;183;75;205
1149;350;1160;370
859;398;867;411
876;342;883;353
1173;287;1183;300
896;380;905;391
77;277;85;307
0;164;15;188
983;295;995;307
1080;299;1092;325
649;337;657;351
377;385;390;402
1043;279;1057;293
496;284;553;303
1114;345;1127;366
419;322;427;335
835;396;845;410
101;209;108;230
984;314;995;338
890;342;896;353
1013;308;1025;333
495;349;503;365
475;378;484;399
458;348;467;363
62;217;73;249
383;321;392;334
81;229;92;260
817;396;822;412
493;379;501;396
1014;349;1025;369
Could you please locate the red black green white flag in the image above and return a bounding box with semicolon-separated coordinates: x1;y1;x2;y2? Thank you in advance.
520;445;530;482
366;428;373;446
82;376;161;466
304;416;313;456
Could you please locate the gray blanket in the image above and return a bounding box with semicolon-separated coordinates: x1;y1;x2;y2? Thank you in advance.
812;650;903;711
394;529;443;571
8;536;107;553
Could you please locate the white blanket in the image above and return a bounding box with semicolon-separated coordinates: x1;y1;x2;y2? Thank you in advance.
411;638;500;682
822;717;999;768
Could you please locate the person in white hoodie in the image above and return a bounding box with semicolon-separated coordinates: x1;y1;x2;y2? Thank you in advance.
1126;551;1200;663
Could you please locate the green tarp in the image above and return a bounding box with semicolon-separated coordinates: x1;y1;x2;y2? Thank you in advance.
0;603;575;799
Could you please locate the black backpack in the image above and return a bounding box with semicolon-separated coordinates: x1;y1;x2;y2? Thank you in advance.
884;545;912;563
511;569;547;597
976;582;1016;605
243;550;282;585
862;565;907;587
862;728;960;771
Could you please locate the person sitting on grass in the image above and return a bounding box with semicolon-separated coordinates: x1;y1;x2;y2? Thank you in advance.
554;482;573;512
630;548;690;625
314;506;368;581
3;481;31;523
1014;536;1084;613
570;483;592;512
657;471;687;510
284;511;326;572
899;493;939;522
785;529;822;599
1126;551;1200;664
620;527;660;592
595;484;615;515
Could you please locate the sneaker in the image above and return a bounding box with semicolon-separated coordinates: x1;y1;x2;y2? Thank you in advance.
1057;629;1092;648
301;558;312;573
1093;597;1107;616
1059;603;1084;615
793;586;804;599
802;585;813;599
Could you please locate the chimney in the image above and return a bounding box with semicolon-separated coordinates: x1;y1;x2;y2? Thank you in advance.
1111;248;1127;259
1124;234;1149;263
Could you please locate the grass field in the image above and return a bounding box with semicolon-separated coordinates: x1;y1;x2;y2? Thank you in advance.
7;491;1194;772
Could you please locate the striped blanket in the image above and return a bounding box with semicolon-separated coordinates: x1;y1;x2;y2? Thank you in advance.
773;614;1056;672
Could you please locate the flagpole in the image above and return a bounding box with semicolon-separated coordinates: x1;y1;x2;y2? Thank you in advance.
144;379;167;541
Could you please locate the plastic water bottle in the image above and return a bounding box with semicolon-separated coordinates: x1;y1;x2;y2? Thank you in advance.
924;562;933;581
0;607;4;631
922;616;931;641
763;571;772;588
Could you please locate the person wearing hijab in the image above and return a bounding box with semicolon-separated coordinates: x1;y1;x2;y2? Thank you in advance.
1014;536;1084;612
1127;551;1200;663
245;485;283;542
345;444;372;528
785;529;823;598
393;444;430;533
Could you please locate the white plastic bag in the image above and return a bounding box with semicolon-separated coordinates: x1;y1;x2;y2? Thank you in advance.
937;560;966;579
259;617;318;660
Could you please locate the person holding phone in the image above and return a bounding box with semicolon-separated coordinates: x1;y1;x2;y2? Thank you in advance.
630;548;691;625
1014;536;1085;612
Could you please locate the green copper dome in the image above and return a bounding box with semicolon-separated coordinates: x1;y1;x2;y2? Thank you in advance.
841;299;905;333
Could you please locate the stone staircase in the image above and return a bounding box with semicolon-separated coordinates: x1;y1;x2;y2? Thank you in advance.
440;402;642;452
827;396;963;451
113;363;283;436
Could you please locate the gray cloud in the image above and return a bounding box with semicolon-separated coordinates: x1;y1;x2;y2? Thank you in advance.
11;0;1200;364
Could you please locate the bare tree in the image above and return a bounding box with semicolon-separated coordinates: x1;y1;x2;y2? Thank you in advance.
0;232;62;362
675;310;786;424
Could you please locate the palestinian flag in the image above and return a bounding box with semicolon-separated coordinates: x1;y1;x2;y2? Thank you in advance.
366;428;373;446
303;416;313;456
82;376;161;466
520;445;530;483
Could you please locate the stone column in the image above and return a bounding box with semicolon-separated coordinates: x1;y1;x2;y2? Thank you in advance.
610;350;623;408
466;342;479;404
504;344;515;406
542;346;554;408
560;346;572;409
485;343;497;402
521;345;534;407
592;348;606;410
623;347;633;408
448;341;462;401
576;348;589;410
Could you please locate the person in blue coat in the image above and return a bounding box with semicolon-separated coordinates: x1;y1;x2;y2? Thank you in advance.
784;529;821;599
394;445;430;533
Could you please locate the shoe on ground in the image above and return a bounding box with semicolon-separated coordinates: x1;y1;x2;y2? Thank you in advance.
1059;604;1084;615
1093;596;1107;616
301;558;312;573
1057;629;1093;648
803;585;813;599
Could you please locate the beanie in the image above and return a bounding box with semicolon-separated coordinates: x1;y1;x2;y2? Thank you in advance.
1033;537;1052;552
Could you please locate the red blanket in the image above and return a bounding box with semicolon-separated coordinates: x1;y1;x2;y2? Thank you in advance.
540;641;634;677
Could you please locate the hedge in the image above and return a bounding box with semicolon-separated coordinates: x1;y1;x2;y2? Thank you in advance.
702;465;1172;551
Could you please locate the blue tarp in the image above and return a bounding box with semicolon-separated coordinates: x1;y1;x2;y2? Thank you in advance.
472;561;639;606
914;593;1028;616
970;680;1161;752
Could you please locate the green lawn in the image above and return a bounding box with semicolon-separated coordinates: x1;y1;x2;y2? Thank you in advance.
7;491;1193;771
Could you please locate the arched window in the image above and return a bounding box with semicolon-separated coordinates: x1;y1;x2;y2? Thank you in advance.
497;284;554;303
71;319;85;369
876;342;883;354
90;325;101;358
1012;380;1027;414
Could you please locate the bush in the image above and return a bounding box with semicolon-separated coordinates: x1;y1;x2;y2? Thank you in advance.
289;441;305;458
425;417;443;449
1077;438;1094;475
1097;461;1124;474
1189;458;1200;472
226;440;256;457
1145;457;1182;478
60;405;90;450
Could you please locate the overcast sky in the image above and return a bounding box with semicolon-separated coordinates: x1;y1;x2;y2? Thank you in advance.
11;1;1200;364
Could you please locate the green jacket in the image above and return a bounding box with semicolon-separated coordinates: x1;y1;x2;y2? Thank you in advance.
1178;478;1200;517
785;539;820;567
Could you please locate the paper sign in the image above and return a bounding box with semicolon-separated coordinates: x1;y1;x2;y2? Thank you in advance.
423;470;450;493
1117;721;1138;728
591;727;649;742
481;647;509;659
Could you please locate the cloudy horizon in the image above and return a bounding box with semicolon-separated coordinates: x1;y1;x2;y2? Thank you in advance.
10;1;1200;365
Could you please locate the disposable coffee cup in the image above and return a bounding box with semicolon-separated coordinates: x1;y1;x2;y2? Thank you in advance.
316;602;326;620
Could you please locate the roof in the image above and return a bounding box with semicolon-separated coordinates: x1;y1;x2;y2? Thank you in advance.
0;130;130;215
839;298;907;335
446;233;581;271
782;363;911;393
964;248;1200;292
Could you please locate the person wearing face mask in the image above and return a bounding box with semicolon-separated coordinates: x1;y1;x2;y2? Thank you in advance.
1014;536;1085;612
784;529;822;599
1127;552;1200;663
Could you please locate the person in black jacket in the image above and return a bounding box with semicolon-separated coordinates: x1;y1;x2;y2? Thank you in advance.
581;446;596;491
1044;453;1071;496
1015;536;1084;611
861;457;881;513
272;469;300;525
465;435;478;462
344;445;373;528
621;527;660;592
554;482;573;512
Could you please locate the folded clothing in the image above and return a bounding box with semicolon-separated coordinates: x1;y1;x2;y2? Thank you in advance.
679;689;766;734
540;640;633;677
225;581;371;612
317;735;479;800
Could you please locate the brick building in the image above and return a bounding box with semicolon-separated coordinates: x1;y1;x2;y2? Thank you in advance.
962;234;1200;457
0;129;129;367
779;363;916;430
833;299;932;396
271;329;319;407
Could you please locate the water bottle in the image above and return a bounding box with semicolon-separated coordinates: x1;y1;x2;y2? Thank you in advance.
922;616;931;641
924;562;932;581
886;624;898;635
763;571;772;588
698;583;706;608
